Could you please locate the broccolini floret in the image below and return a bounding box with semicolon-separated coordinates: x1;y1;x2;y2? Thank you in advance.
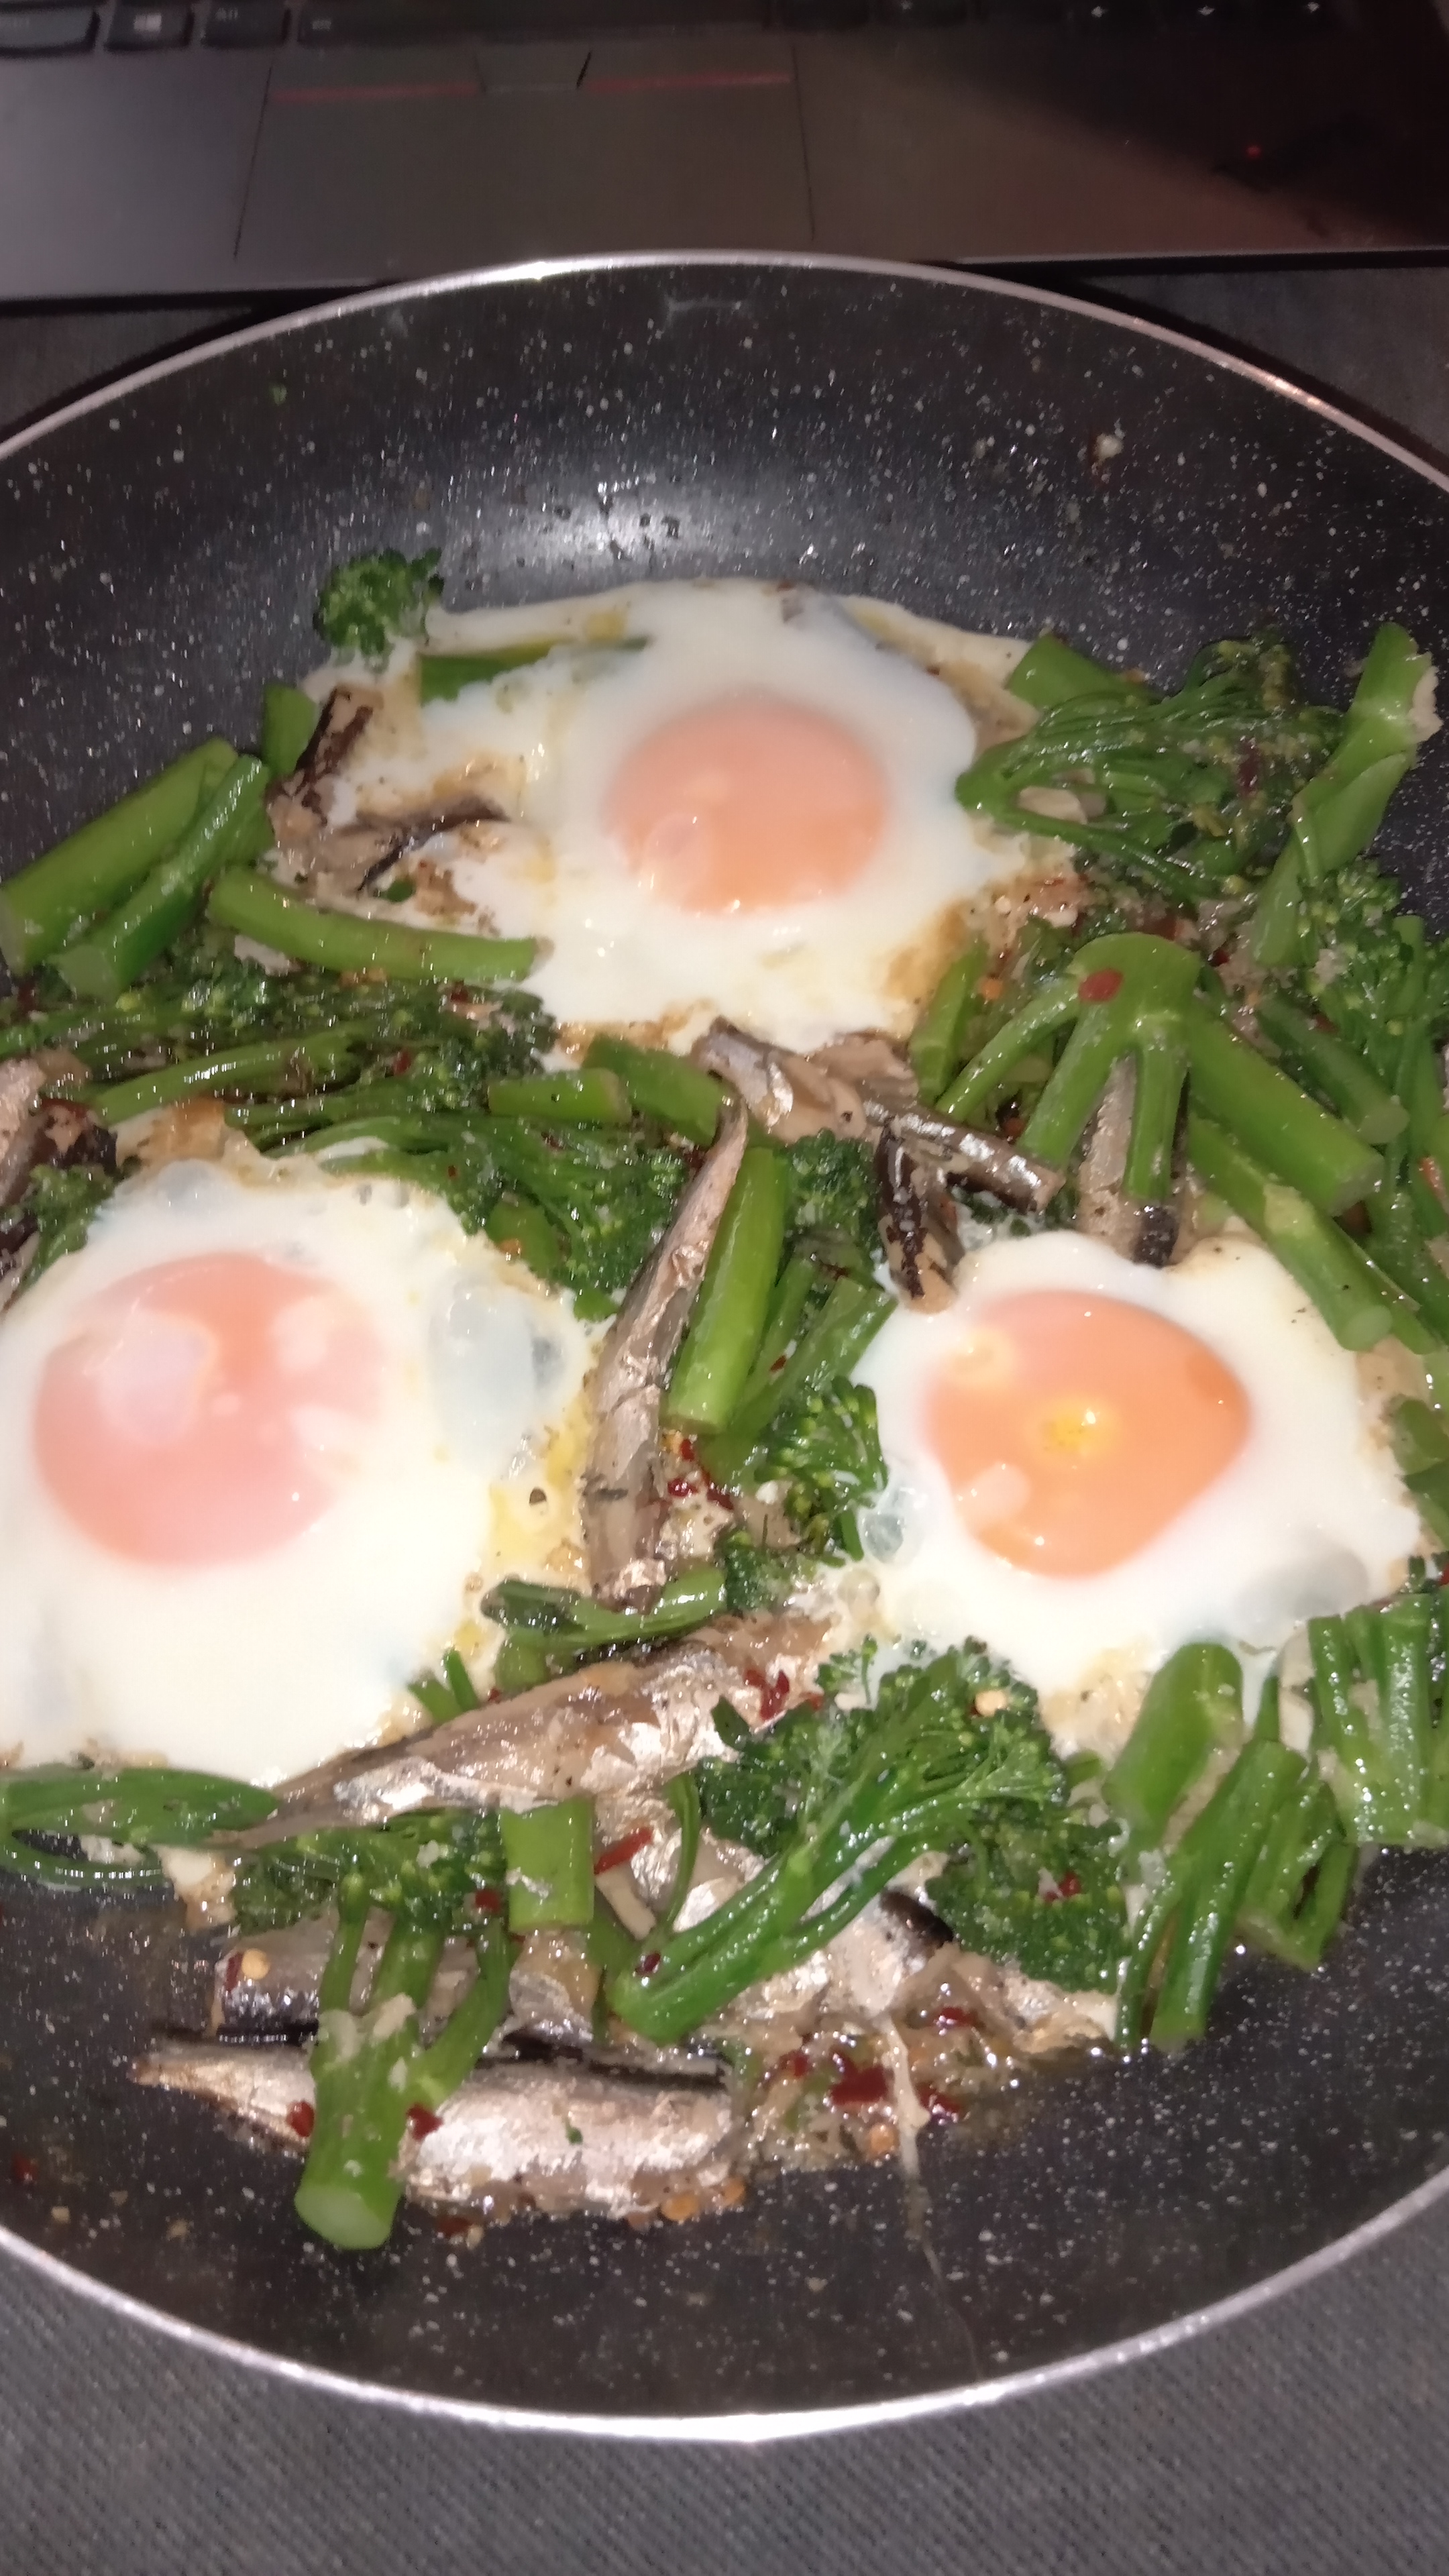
314;547;443;663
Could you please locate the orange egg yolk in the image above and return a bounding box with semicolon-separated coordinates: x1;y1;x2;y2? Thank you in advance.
33;1253;382;1566
926;1291;1250;1578
604;692;887;912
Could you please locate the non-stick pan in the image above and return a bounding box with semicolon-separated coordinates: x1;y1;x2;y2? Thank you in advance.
1;255;1448;2436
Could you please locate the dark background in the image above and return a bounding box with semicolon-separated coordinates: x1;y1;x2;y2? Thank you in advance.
1;260;1448;2573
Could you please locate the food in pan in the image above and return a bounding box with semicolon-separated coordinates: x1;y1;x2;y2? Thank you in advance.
0;561;1445;2251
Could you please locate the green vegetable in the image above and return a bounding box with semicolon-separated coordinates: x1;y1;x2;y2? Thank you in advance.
612;1644;1077;2043
583;1034;723;1147
779;1132;881;1278
959;631;1343;909
88;1026;367;1128
1008;632;1140;712
1252;623;1432;968
751;1375;887;1560
260;682;321;780
0;738;235;973
1122;1737;1305;2048
926;1803;1128;1990
0;1160;117;1285
1253;991;1407;1148
408;1647;479;1724
486;1069;631;1126
239;1811;511;2252
664;1146;788;1434
315;548;442;663
57;755;270;1004
417;642;557;702
1308;1593;1438;1844
0;1764;273;1894
1105;1641;1244;1845
908;936;989;1103
714;1525;801;1617
1185;1113;1400;1352
481;1566;729;1688
486;1119;688;1303
417;637;647;703
1185;1002;1382;1218
1239;1772;1355;1970
700;1275;894;1493
501;1797;594;1932
207;870;535;985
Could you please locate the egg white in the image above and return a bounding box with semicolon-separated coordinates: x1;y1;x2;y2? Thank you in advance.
316;580;1032;1054
0;1158;601;1784
851;1228;1421;1710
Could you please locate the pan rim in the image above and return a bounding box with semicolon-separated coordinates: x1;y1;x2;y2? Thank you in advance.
3;247;1448;2436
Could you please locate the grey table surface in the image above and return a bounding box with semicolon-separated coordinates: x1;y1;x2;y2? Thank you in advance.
3;261;1449;2576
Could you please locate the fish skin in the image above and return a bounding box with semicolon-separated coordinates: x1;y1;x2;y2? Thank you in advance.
691;1020;1060;1213
236;1616;828;1842
136;2045;743;2223
583;1094;747;1605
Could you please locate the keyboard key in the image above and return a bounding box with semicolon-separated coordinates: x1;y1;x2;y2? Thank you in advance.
298;0;464;36
205;0;285;38
0;5;93;42
107;1;191;40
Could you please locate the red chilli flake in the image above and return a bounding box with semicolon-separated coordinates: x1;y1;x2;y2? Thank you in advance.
754;1669;791;1725
9;2153;38;2186
933;2004;981;2032
391;1048;414;1077
472;1886;503;1914
677;1437;698;1464
223;1951;244;1993
594;1825;654;1876
918;2088;963;2125
1057;1871;1083;1899
407;2104;443;2141
286;2101;315;2141
771;2049;811;2084
637;1951;663;1978
827;2063;891;2112
666;1476;697;1500
1078;967;1124;1004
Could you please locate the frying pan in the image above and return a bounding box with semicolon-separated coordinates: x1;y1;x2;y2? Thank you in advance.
1;254;1448;2438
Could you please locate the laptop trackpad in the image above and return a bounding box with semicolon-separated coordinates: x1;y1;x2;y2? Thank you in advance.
237;32;810;286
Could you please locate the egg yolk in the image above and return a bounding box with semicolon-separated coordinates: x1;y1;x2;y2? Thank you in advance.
33;1253;382;1566
605;692;887;912
926;1291;1250;1578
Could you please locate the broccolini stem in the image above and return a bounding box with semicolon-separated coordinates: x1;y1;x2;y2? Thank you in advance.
0;737;236;974
583;1034;723;1147
1253;993;1407;1148
908;936;988;1103
207;869;535;984
1186;1003;1382;1216
56;754;270;1004
1185;1113;1397;1351
1148;1739;1305;2045
486;1069;631;1125
1105;1641;1243;1845
260;682;321;779
88;1026;367;1126
1007;633;1139;711
698;1275;892;1487
663;1146;788;1434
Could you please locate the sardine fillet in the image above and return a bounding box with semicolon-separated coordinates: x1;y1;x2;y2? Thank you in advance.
136;2045;742;2222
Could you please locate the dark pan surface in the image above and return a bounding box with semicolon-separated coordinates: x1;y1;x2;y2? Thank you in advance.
1;257;1448;2432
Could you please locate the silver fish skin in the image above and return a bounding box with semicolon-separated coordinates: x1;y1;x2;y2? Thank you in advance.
239;1615;829;1841
691;1021;1060;1214
583;1094;747;1604
135;2045;742;2222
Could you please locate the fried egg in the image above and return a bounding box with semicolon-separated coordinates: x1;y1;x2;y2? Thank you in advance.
853;1229;1420;1721
316;580;1034;1053
0;1159;599;1783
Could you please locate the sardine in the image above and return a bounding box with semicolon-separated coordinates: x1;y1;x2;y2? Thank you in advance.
1075;1056;1179;1266
582;1095;747;1603
135;2045;743;2222
239;1615;828;1841
692;1021;1060;1216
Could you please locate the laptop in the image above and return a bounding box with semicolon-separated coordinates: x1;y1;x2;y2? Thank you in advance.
0;0;1447;297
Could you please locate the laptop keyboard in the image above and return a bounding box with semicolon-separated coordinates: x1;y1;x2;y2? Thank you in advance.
0;0;1363;53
